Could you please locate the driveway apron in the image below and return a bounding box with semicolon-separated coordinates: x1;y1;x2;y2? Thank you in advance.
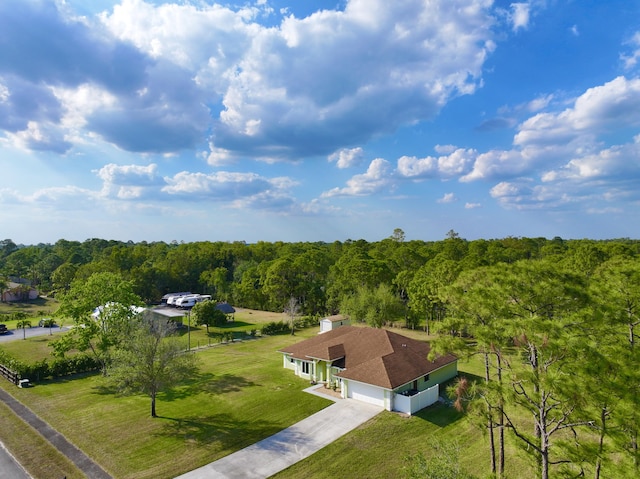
175;397;382;479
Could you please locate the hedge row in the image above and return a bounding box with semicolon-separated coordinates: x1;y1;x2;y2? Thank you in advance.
261;321;292;335
260;315;320;336
0;350;99;383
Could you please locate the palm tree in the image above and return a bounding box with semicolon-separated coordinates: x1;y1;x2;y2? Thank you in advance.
13;312;30;340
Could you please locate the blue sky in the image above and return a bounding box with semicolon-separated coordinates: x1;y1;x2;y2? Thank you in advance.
1;0;640;244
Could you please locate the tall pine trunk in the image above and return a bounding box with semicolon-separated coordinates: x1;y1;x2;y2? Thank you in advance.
595;405;608;479
484;352;497;475
496;352;505;478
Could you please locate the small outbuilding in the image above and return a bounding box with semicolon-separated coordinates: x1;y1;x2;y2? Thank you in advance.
319;314;350;334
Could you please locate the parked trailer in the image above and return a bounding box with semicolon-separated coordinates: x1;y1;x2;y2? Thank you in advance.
176;294;214;309
166;292;192;306
175;295;200;309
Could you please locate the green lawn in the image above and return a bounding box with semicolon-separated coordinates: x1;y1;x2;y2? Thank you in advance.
0;317;539;479
273;370;531;479
0;297;59;326
1;329;332;479
0;331;66;362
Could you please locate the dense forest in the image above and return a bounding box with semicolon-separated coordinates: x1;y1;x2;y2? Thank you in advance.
1;231;640;478
1;231;638;318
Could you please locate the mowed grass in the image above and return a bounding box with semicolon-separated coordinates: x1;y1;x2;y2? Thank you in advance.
273;368;531;479
0;331;65;362
0;400;85;479
1;329;331;479
0;297;59;325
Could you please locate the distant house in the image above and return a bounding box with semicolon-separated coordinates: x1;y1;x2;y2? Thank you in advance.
1;281;38;302
319;314;350;334
278;326;458;415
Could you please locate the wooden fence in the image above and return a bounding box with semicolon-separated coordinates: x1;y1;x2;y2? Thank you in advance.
0;363;19;385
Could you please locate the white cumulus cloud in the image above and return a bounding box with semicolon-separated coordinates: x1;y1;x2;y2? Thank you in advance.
321;158;393;197
328;147;365;169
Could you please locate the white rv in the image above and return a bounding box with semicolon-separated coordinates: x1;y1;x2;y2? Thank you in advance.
166;292;192;306
175;295;200;309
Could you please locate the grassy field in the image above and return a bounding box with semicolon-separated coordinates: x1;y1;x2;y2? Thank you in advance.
0;310;536;479
273;362;530;479
0;328;332;479
0;297;59;326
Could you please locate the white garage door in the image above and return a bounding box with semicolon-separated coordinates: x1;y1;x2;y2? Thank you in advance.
347;381;385;407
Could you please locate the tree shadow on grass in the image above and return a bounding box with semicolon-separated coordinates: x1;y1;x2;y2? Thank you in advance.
198;372;257;395
29;370;101;388
155;412;282;449
91;371;258;402
214;321;253;329
414;402;466;427
410;372;483;427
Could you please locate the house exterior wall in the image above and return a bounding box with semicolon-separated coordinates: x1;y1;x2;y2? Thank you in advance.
2;288;38;302
319;318;351;334
393;361;458;395
283;355;296;371
282;356;326;382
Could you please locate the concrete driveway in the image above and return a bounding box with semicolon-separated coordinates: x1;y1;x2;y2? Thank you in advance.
175;395;382;479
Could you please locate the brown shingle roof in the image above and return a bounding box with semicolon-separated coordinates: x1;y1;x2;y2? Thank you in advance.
278;326;456;390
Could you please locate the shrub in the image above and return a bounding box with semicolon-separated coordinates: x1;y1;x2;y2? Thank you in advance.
294;314;320;329
261;321;291;335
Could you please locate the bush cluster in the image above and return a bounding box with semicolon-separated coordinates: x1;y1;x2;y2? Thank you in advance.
261;315;319;335
261;321;292;335
295;315;320;329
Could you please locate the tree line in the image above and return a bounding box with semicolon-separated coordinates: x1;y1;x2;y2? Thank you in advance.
1;232;638;321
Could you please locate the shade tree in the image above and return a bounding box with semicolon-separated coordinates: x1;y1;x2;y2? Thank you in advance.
109;314;199;418
191;300;228;333
53;272;143;375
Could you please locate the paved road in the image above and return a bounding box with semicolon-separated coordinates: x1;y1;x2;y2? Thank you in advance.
0;326;69;343
175;393;382;479
0;441;30;479
0;387;112;479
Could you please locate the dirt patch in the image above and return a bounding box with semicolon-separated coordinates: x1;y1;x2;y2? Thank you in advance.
311;385;343;400
233;308;288;325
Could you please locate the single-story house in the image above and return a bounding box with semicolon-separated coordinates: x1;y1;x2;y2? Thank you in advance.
1;282;39;302
319;314;350;333
278;326;458;414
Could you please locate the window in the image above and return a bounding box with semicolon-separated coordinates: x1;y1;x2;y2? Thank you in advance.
301;362;310;374
424;374;430;382
289;357;294;363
